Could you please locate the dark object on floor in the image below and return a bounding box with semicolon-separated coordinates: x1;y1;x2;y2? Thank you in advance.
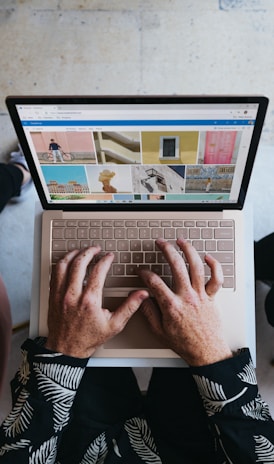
254;234;274;327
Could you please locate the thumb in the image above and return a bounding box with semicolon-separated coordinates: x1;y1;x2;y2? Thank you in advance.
111;290;149;330
140;297;163;335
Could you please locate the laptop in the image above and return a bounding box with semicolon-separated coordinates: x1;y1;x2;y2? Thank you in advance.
6;95;268;365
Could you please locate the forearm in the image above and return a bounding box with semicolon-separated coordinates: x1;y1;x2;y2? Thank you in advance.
0;338;88;462
191;348;274;463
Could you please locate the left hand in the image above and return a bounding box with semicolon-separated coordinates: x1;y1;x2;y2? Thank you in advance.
45;247;149;358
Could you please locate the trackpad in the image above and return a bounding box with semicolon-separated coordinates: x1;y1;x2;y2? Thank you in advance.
103;297;165;349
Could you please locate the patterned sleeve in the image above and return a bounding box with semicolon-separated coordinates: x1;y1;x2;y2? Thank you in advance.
191;348;274;463
0;338;88;463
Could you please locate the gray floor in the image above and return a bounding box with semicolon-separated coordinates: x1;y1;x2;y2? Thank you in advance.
1;1;274;421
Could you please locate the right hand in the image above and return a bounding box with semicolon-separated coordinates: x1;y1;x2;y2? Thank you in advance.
139;238;232;366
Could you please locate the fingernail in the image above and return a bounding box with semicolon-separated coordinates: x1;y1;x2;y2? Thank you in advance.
156;237;165;244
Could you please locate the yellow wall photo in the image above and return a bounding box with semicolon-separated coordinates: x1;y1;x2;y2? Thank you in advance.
141;131;199;165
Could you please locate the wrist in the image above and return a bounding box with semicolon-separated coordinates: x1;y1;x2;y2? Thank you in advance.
188;348;233;367
180;342;233;367
45;337;95;359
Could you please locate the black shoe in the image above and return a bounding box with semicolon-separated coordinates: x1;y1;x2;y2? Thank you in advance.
265;285;274;327
254;233;274;281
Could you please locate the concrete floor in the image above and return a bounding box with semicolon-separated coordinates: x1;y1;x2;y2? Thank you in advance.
1;1;274;420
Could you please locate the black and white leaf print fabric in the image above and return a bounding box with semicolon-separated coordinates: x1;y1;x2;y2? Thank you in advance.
80;432;108;464
33;362;84;432
241;394;272;421
254;435;274;462
2;388;33;438
237;359;257;385
192;374;247;416
29;435;58;464
124;417;161;463
18;349;31;385
0;438;30;457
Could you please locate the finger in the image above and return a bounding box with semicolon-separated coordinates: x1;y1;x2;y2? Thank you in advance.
140;298;163;336
176;238;205;291
85;252;114;296
156;238;191;292
138;267;175;308
50;249;80;295
67;246;101;296
205;254;224;297
110;290;149;333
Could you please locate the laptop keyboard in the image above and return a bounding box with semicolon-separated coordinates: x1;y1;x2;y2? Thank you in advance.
51;219;235;289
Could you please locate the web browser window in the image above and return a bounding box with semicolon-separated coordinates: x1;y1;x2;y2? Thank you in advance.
16;102;259;206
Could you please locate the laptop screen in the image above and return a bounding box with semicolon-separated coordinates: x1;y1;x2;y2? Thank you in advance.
6;95;268;211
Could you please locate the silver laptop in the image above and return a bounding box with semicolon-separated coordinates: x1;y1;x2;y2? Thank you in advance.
6;95;268;364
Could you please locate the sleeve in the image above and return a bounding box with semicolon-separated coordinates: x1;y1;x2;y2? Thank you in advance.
0;338;88;463
191;348;274;463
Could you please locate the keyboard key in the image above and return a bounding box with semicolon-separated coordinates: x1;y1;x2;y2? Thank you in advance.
105;240;116;251
217;241;234;251
113;264;125;275
145;253;156;263
151;264;162;275
52;228;64;239
53;220;66;227
90;229;101;239
223;277;234;288
90;220;101;227
65;228;77;239
189;229;200;239
102;228;113;239
142;240;154;251
77;228;88;239
67;220;77;227
130;240;141;251
92;240;105;250
192;240;204;251
222;264;234;275
205;241;216;251
149;221;160;227
102;220;113;227
80;240;91;249
152;228;163;239
127;228;138;239
52;251;65;263
120;252;131;263
133;252;144;263
53;240;66;251
215;228;233;239
176;228;188;239
208;252;233;263
117;240;129;251
114;228;126;239
68;240;79;251
139;228;151;239
201;228;213;239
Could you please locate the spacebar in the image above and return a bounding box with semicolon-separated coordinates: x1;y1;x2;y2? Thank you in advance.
105;276;145;288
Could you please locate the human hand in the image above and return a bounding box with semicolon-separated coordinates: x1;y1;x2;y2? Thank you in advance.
139;238;232;366
45;247;149;358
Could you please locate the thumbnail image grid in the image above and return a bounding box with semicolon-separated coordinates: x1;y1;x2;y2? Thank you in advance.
37;129;240;202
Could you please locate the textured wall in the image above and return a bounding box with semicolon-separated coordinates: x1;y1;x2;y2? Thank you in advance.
1;0;274;156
